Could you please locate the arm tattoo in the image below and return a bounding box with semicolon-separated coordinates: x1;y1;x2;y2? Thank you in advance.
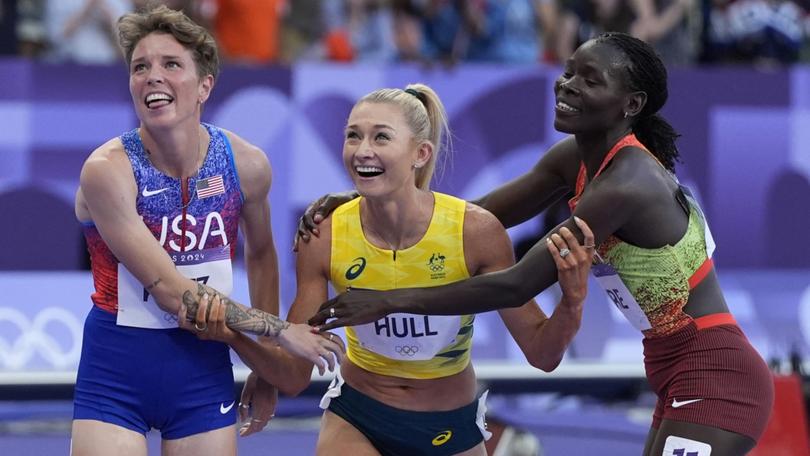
182;283;291;338
145;278;162;291
224;305;291;338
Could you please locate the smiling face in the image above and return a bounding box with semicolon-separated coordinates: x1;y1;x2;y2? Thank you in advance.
343;102;430;199
128;32;213;129
553;40;633;135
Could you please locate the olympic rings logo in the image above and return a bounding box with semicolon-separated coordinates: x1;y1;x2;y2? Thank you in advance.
395;345;419;356
427;253;445;272
0;307;83;369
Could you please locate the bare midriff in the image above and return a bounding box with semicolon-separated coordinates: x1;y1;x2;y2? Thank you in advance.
341;360;477;411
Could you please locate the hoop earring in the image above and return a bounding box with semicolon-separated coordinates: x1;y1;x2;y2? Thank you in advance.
623;112;629;119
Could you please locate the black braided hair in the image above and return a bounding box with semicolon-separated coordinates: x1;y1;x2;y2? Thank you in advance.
594;32;681;172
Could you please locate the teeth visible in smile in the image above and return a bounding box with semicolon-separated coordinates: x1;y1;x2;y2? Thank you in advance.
557;101;579;112
356;166;383;173
356;166;384;178
145;93;173;106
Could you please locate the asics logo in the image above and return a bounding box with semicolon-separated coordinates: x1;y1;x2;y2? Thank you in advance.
345;257;366;280
220;401;235;414
432;430;452;446
671;398;703;409
142;187;169;197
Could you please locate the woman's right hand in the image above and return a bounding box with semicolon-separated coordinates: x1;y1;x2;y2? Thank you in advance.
276;325;346;375
293;190;359;251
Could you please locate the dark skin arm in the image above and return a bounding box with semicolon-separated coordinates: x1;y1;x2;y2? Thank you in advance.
293;190;359;251
310;217;594;330
310;144;663;331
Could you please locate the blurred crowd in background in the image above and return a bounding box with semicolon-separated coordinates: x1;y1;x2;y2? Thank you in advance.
1;0;809;70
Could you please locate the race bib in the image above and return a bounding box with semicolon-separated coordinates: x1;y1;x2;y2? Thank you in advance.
592;263;652;331
663;436;712;455
352;313;461;361
117;245;232;329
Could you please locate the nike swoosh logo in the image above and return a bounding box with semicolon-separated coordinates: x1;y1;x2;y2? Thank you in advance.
142;187;168;197
671;398;703;408
220;401;235;414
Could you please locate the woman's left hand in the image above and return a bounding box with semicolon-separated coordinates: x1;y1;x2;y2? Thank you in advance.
238;372;278;437
546;216;595;305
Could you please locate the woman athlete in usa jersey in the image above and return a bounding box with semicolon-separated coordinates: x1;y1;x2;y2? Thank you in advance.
72;6;342;456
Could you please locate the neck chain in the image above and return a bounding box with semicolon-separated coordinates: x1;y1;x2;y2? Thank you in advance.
360;196;432;252
179;127;205;210
362;219;400;252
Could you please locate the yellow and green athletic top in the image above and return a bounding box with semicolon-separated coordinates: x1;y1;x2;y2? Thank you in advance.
330;192;475;379
569;134;715;338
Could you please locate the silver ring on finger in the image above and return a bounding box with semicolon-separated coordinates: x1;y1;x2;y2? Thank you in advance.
239;403;250;409
582;244;595;249
328;333;334;342
329;307;336;318
194;321;208;331
559;248;571;259
252;418;267;423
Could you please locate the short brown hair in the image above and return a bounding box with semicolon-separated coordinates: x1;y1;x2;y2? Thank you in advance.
117;4;219;80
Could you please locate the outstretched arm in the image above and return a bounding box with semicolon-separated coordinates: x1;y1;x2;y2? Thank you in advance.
180;282;289;337
311;216;592;330
310;142;644;331
178;289;343;376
